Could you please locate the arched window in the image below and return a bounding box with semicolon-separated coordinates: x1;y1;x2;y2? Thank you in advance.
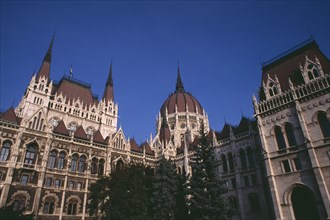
116;160;124;172
275;126;287;150
285;123;297;147
0;141;11;161
57;152;65;169
91;158;98;175
228;153;235;172
43;197;55;214
13;195;26;211
24;144;37;164
247;147;255;167
221;154;228;173
67;199;78;215
78;156;86;173
248;193;260;212
318;112;330;138
239;149;247;169
47;151;57;168
98;159;105;175
70;154;78;172
228;196;238;211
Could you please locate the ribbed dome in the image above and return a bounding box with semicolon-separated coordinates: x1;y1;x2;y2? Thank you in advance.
160;67;204;116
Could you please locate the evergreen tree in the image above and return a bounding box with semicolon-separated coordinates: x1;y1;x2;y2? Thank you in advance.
174;168;189;220
0;205;34;220
88;163;153;220
188;125;229;220
151;156;178;220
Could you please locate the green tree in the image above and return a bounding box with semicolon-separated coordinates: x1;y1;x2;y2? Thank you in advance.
88;163;153;220
174;168;189;220
0;205;34;220
188;125;229;220
151;156;178;220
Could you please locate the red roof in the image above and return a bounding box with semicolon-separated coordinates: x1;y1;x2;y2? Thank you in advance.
0;107;21;124
261;40;330;100
74;126;89;140
93;130;106;144
53;121;69;136
142;142;154;156
130;139;142;153
52;77;98;106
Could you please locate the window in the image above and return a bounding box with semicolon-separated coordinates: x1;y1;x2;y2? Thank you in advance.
228;196;238;211
247;147;255;167
68;181;74;190
275;126;287;150
45;177;52;187
285;123;297;147
13;195;26;211
318;112;330;138
231;178;237;189
293;158;302;171
248;193;260;212
77;182;82;191
24;144;37;164
43;197;55;214
57;152;65;169
0;141;11;161
55;179;61;188
221;154;228;173
70;154;78;172
251;174;257;185
98;159;105;175
91;158;98;174
228;153;235;172
48;151;57;168
244;176;250;187
78;156;86;173
239;149;247;169
67;199;78;215
282;160;291;173
21;175;29;185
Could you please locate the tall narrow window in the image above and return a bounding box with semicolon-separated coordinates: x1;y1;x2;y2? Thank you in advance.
43;197;55;214
24;144;36;164
78;156;86;173
67;199;78;215
247;147;255;167
98;159;105;175
318;112;330;138
248;193;260;212
275;126;287;150
228;196;238;211
239;149;247;169
91;158;98;174
228;153;235;172
47;151;57;168
57;152;65;169
21;175;29;185
0;141;11;161
13;195;26;211
221;154;228;173
70;154;78;172
285;123;297;147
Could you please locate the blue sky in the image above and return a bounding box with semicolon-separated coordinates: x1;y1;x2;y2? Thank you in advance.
1;1;329;143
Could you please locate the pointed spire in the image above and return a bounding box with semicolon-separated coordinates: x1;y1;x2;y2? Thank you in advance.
103;62;114;102
36;34;54;81
175;64;184;92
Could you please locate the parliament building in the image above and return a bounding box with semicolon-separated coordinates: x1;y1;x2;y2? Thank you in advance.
0;38;329;220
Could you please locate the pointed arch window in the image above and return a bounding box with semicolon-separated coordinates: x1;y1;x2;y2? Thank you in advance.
70;154;78;172
0;141;11;161
247;147;255;167
275;126;287;150
307;63;320;80
57;152;65;169
269;82;278;97
228;153;235;172
221;154;228;173
43;197;55;214
285;123;297;147
47;151;57;168
116;160;124;172
67;199;78;215
78;156;86;173
98;159;105;175
239;149;247;169
91;158;98;175
24;144;37;164
318;112;330;138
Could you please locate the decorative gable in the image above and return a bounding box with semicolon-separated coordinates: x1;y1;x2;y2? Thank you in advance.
263;74;282;99
26;108;47;131
300;55;324;83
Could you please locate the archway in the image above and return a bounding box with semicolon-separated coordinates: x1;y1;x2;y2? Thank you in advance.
291;185;320;220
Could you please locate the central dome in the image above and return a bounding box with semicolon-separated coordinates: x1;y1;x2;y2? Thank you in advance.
160;68;204;116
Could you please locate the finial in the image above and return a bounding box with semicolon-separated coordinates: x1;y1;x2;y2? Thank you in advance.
69;65;73;78
44;33;55;63
106;62;113;87
175;63;184;92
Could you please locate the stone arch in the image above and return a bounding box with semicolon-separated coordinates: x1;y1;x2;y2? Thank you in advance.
8;190;31;209
40;192;60;214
